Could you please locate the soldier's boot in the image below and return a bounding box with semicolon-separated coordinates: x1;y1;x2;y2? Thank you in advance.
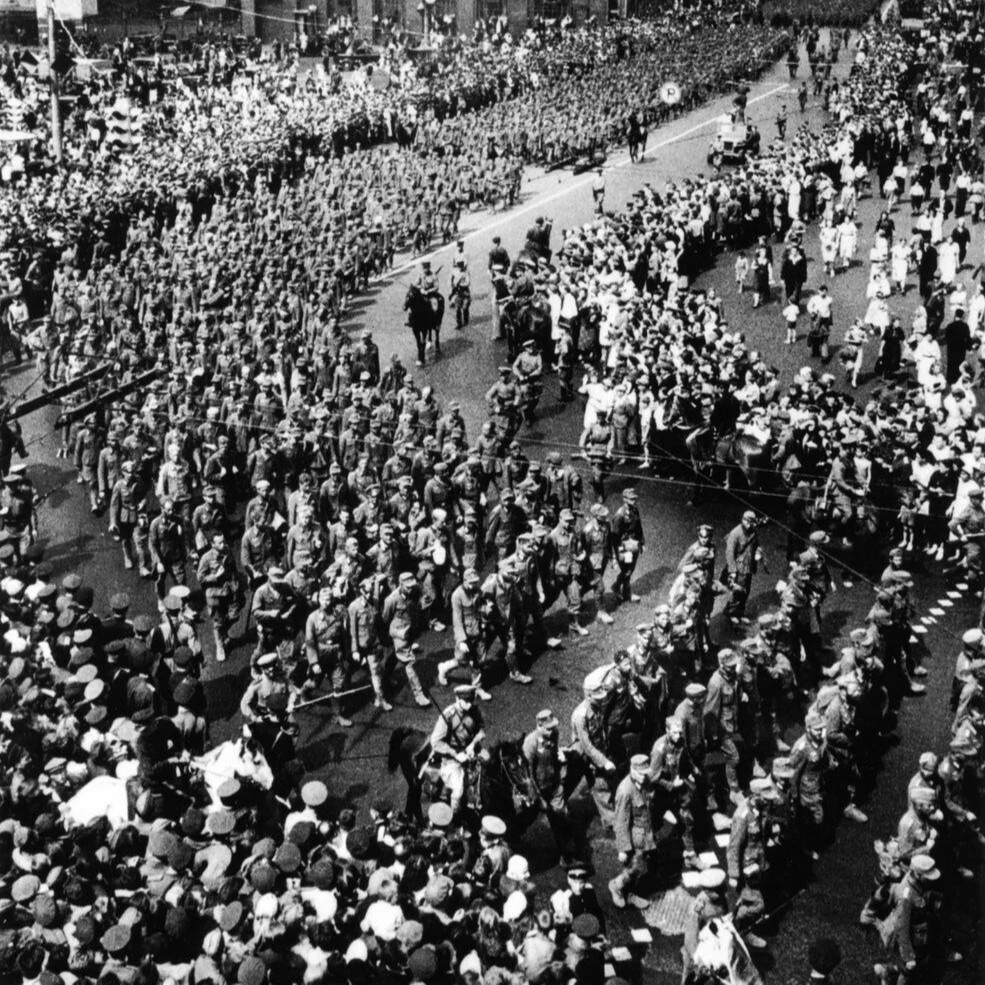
214;634;227;664
470;671;492;702
122;541;135;570
405;663;431;708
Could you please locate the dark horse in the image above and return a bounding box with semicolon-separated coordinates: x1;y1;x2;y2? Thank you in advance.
404;285;445;366
387;726;535;831
500;298;553;361
685;428;775;502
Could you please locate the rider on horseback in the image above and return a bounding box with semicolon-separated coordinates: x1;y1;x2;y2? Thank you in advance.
415;261;441;296
429;684;486;817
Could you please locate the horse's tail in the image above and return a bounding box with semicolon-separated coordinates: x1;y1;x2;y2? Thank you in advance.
387;726;416;773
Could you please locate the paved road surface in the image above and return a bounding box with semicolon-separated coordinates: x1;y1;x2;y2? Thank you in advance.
5;31;982;984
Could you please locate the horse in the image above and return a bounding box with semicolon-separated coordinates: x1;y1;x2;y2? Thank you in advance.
686;428;776;501
387;725;533;831
500;297;553;361
404;284;445;366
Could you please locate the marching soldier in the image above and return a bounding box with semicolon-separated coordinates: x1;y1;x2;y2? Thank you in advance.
548;508;588;637
304;586;351;726
148;498;187;602
570;666;618;830
348;576;393;711
195;531;241;664
438;567;492;699
649;714;699;868
522;708;576;864
724;510;762;627
382;570;431;707
611;488;644;604
609;753;657;910
582;502;613;624
481;559;530;684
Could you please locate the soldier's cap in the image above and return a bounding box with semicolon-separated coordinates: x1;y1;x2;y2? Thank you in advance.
207;809;236;836
629;753;649;770
163;594;182;613
255;479;271;492
808;531;829;545
622;488;639;501
498;365;512;374
717;647;738;668
963;628;983;646
546;451;563;465
698;868;727;890
685;682;707;699
301;780;328;807
565;859;594;878
559;509;576;522
536;709;558;726
428;802;453;828
454;685;476;700
61;574;82;592
463;568;480;583
133;614;156;634
741;509;757;522
910;853;940;880
109;592;131;611
571;913;600;939
256;653;278;669
968;483;984;498
590;503;609;519
36;583;57;601
749;777;780;799
918;751;939;770
399;571;418;586
481;815;507;838
771;757;795;782
83;678;105;703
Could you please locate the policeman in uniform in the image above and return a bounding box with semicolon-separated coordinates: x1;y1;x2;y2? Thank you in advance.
429;684;485;817
304;586;351;726
609;753;657;910
196;531;241;664
611;488;644;604
449;259;471;329
240;653;294;724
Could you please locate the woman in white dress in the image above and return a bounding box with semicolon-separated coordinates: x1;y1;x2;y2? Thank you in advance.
866;262;892;300
837;216;857;271
938;238;958;284
891;240;910;293
820;221;839;277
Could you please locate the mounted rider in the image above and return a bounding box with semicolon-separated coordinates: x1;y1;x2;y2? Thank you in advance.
414;260;441;296
429;684;486;816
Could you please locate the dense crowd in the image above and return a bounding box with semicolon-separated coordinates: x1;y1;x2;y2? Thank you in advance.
0;0;983;983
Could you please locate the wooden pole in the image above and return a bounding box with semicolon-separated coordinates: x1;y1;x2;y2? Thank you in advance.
47;0;63;165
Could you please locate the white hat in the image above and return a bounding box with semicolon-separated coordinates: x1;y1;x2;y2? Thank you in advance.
502;890;528;922
506;855;530;882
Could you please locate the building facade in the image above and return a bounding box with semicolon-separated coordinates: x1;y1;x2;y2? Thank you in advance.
250;0;613;42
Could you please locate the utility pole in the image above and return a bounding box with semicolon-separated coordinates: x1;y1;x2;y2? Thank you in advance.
47;0;63;165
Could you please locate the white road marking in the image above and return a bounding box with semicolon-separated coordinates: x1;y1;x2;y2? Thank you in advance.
386;81;790;279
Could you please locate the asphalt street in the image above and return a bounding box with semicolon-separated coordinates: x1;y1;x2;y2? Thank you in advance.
5;30;983;985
